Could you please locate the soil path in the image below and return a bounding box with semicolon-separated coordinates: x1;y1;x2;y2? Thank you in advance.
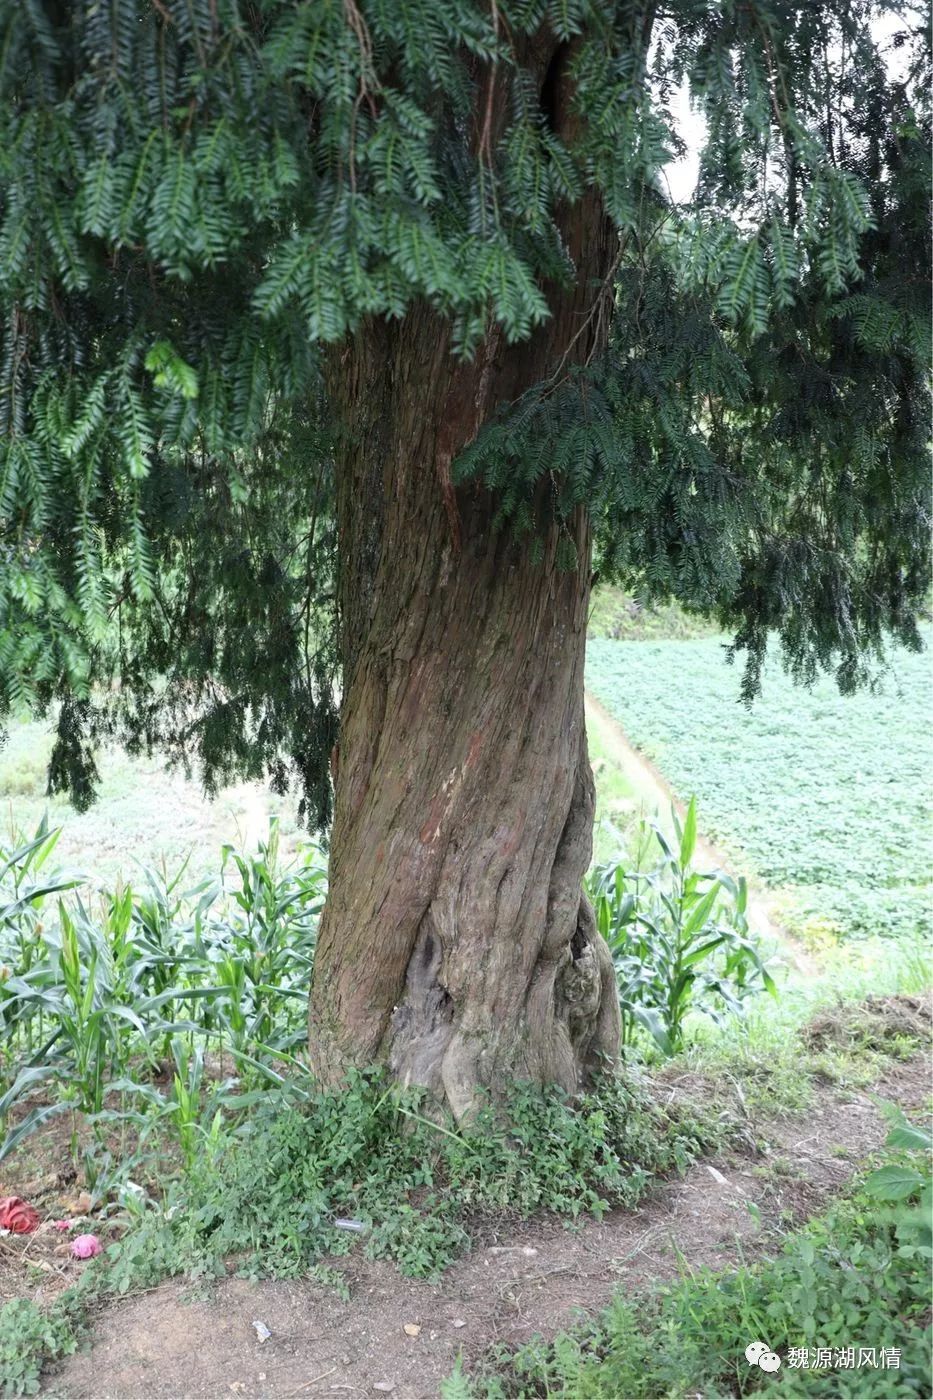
47;1054;928;1400
584;694;818;977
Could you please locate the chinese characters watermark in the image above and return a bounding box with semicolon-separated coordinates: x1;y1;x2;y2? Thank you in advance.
786;1347;901;1370
746;1342;901;1373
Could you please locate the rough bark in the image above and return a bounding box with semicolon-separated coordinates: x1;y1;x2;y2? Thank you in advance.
308;47;622;1119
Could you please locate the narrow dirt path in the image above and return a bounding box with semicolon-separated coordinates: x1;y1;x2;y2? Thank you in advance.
584;694;818;977
47;1054;927;1400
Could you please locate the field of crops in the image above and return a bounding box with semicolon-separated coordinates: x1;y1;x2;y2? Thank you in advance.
586;633;933;947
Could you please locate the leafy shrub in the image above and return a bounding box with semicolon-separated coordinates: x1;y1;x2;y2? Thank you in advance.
0;1298;80;1397
864;1100;932;1260
587;798;774;1054
154;1068;713;1281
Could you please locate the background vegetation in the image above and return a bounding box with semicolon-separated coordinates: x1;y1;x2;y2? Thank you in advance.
587;621;932;949
0;592;929;1397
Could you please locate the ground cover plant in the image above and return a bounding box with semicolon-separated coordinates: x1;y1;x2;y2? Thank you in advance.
586;635;933;948
455;1131;932;1399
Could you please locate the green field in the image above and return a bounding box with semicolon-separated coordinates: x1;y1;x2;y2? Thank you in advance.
0;717;305;885
4;622;930;949
586;634;933;947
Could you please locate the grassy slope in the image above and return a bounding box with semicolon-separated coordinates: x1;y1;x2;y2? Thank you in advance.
585;634;932;946
0;716;304;885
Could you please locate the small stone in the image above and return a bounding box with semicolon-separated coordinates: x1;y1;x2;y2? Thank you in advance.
373;1384;396;1394
403;1323;421;1338
452;1319;466;1329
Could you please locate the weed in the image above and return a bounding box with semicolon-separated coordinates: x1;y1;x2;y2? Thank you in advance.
144;1068;713;1282
863;1100;932;1259
0;1298;81;1397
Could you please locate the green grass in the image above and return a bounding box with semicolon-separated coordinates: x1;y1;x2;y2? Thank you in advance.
585;635;933;946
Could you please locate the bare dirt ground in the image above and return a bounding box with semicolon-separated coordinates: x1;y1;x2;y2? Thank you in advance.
43;1048;929;1400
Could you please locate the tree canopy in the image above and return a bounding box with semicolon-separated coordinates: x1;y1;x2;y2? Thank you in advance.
0;0;929;824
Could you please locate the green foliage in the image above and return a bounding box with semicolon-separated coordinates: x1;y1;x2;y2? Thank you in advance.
102;1067;711;1283
585;635;933;947
0;1297;80;1397
587;799;774;1054
0;1;928;809
467;1156;932;1397
864;1100;932;1260
0;819;326;1172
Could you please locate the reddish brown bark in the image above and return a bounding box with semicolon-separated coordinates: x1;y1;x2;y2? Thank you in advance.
308;195;622;1117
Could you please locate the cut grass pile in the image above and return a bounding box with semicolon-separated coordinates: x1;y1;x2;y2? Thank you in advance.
585;635;932;947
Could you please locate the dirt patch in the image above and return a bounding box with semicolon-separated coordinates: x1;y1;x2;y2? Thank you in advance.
44;1054;930;1400
0;1117;102;1311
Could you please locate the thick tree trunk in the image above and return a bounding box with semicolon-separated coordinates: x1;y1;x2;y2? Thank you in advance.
308;131;621;1117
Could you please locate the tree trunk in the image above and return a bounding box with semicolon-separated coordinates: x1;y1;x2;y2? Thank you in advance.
308;170;621;1120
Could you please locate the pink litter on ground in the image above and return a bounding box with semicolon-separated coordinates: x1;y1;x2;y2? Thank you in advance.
0;1196;40;1234
71;1233;102;1258
53;1219;75;1232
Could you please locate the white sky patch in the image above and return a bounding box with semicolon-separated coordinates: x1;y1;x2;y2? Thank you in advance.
659;7;919;207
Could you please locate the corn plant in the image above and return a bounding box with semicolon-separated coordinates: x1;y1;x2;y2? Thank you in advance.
587;798;775;1055
0;820;328;1169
